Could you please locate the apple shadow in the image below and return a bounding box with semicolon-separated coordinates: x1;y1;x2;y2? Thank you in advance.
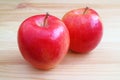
27;50;92;72
60;49;92;65
3;49;91;70
0;49;95;80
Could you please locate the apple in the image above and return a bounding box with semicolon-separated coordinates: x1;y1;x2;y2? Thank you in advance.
18;13;70;70
62;7;103;53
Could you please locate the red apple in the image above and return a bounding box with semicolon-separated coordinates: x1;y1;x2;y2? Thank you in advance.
62;7;103;53
18;13;70;70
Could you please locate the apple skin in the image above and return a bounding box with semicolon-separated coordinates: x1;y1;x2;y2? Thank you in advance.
62;7;103;53
18;14;70;70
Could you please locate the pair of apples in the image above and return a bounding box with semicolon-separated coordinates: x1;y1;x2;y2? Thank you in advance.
18;7;103;70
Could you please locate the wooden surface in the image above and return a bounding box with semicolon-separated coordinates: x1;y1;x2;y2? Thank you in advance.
0;0;120;80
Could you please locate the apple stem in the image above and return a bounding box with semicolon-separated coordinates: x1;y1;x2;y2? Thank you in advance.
83;7;89;15
43;12;49;26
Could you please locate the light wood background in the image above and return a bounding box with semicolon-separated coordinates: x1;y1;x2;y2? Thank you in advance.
0;0;120;80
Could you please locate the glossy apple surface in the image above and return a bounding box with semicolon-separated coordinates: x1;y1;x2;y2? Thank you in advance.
62;7;103;53
18;13;70;70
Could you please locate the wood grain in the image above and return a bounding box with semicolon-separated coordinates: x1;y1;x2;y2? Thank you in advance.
0;0;120;80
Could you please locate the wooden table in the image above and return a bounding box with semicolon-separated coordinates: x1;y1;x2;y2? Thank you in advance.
0;0;120;80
